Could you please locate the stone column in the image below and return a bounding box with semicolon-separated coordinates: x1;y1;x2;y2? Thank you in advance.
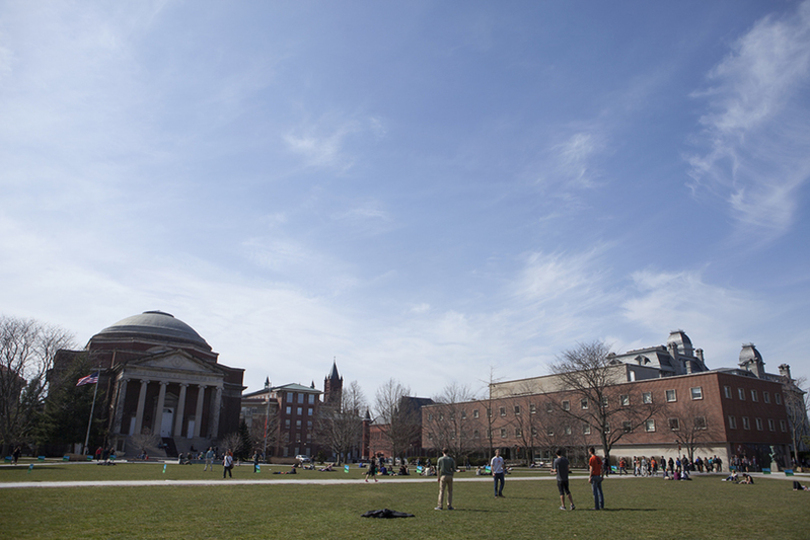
193;385;206;438
133;379;150;435
112;378;129;434
174;383;188;438
155;381;168;436
210;386;223;439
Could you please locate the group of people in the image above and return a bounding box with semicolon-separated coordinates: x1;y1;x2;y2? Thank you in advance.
615;454;723;477
433;446;607;512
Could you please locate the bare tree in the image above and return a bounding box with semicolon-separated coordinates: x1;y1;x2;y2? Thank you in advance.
670;400;722;463
373;378;423;461
130;427;161;456
317;380;367;464
220;431;244;458
0;316;75;454
424;382;478;463
551;341;663;473
782;376;810;467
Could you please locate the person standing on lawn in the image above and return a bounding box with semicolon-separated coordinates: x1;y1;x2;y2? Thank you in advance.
552;448;575;510
435;448;456;510
491;448;506;498
204;447;215;471
589;446;604;510
223;449;234;479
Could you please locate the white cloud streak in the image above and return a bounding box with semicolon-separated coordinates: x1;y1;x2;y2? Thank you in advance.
688;1;810;238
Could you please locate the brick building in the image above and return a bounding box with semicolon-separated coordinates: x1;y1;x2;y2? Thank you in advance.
422;331;798;469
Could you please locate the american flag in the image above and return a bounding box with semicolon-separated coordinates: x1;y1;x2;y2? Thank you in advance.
76;372;99;386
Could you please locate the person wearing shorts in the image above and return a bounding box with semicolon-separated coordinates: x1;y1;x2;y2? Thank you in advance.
552;448;575;510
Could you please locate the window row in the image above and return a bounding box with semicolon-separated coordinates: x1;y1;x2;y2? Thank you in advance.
284;419;314;429
285;392;317;405
284;406;314;416
727;415;786;432
723;386;780;404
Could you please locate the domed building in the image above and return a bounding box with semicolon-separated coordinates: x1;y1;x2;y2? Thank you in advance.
54;311;244;457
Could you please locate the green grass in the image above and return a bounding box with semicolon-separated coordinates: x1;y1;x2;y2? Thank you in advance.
2;464;808;540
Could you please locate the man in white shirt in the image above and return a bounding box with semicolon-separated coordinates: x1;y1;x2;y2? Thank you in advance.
491;449;506;498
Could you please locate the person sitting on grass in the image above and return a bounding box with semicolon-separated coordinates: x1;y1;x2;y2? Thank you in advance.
740;473;754;484
318;464;334;472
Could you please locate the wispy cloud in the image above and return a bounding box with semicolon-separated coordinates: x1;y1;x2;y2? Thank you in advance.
537;131;605;191
284;115;386;172
687;1;810;238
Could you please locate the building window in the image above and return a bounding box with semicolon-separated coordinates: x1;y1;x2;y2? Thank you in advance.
645;419;655;432
515;428;522;437
694;416;707;430
666;390;677;402
531;427;538;436
690;387;703;400
738;388;745;400
546;428;554;437
768;419;776;431
562;400;570;411
297;407;302;415
775;393;782;405
546;402;554;413
581;398;589;409
621;395;629;406
487;429;492;439
427;432;433;440
500;407;506;417
286;406;291;415
296;420;301;428
755;418;763;431
473;409;479;419
308;407;313;416
622;421;631;433
461;410;467;419
728;416;737;429
530;403;536;414
642;392;652;404
514;405;521;415
298;393;304;404
287;392;293;402
763;392;770;404
742;417;750;430
307;420;312;428
500;428;507;438
724;386;732;399
564;426;572;435
285;419;290;428
602;396;609;407
583;423;591;435
669;418;680;431
487;408;492;418
751;390;758;402
604;423;610;434
780;420;787;432
308;394;315;404
427;413;433;421
473;430;480;439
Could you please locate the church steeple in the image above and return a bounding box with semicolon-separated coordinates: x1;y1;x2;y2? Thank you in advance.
324;357;343;406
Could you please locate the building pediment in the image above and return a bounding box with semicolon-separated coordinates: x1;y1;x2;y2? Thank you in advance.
120;350;224;385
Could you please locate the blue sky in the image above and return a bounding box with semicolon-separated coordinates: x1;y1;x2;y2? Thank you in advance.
1;1;808;400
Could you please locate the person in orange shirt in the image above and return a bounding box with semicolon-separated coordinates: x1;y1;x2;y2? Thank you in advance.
588;447;604;510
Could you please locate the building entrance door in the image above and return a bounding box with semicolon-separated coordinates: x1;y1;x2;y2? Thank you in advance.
160;407;174;437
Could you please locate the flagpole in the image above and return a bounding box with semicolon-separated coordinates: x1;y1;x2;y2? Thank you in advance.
82;374;99;455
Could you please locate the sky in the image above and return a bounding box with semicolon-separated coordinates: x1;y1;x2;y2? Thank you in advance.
1;0;809;403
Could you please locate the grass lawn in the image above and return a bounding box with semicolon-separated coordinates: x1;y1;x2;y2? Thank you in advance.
2;463;808;539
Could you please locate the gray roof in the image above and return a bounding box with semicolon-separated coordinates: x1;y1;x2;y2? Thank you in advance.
94;311;210;348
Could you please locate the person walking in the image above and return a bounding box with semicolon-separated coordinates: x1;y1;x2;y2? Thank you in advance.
491;449;506;498
365;456;378;482
223;450;234;479
552;448;576;510
435;448;456;510
588;446;604;510
204;447;214;471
